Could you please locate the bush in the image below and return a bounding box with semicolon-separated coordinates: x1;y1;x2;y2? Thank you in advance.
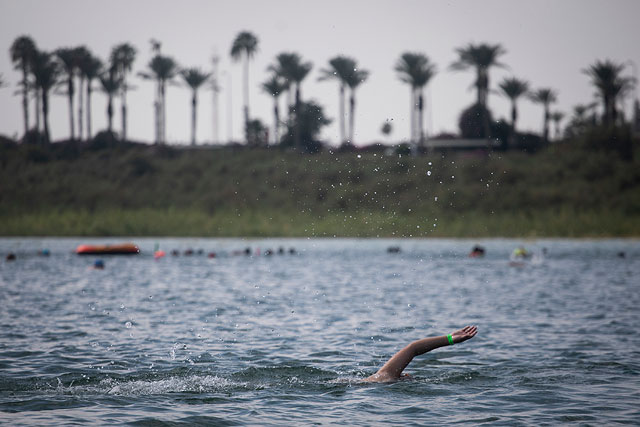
459;103;493;139
89;130;119;150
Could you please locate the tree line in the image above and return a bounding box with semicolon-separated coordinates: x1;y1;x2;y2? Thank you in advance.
5;32;637;151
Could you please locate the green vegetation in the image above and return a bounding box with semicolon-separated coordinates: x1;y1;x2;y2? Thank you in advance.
3;33;639;237
1;133;639;237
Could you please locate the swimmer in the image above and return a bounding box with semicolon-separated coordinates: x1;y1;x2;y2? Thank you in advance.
365;325;477;382
469;245;485;257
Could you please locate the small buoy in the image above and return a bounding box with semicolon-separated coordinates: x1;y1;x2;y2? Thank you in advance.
154;250;166;259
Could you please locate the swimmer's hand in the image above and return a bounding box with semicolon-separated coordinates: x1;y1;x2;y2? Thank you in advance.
451;325;477;344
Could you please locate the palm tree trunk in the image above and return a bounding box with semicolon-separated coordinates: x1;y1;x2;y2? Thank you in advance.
86;84;93;140
273;101;279;144
418;90;424;148
349;90;356;144
476;68;483;106
154;80;161;144
294;84;301;149
35;88;41;133
409;88;415;144
78;77;84;140
68;79;75;140
107;95;113;132
42;89;50;143
510;101;517;149
21;65;29;136
287;88;294;120
121;76;128;142
161;82;166;144
339;84;345;143
543;105;550;143
243;55;250;139
191;91;197;145
602;95;610;126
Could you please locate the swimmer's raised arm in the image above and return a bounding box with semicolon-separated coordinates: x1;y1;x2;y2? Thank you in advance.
365;325;477;382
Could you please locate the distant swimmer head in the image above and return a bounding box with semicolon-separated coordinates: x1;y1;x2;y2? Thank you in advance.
93;259;105;269
469;245;485;257
6;253;16;261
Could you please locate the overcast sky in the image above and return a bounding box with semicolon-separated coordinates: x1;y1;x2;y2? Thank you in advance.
1;0;638;145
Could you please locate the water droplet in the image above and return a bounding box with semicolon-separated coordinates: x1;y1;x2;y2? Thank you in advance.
427;171;431;176
125;321;132;329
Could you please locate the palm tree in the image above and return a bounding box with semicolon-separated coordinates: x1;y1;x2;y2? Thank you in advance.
100;67;121;133
498;76;529;147
395;53;436;146
56;47;82;140
180;68;210;145
230;31;258;140
261;74;286;144
319;56;356;144
550;111;565;140
10;36;37;137
583;60;633;126
345;66;369;144
110;43;137;141
268;53;300;116
529;88;557;142
565;103;597;138
498;77;529;132
268;53;312;149
73;46;90;140
450;43;506;139
78;54;103;140
31;50;60;143
140;54;179;144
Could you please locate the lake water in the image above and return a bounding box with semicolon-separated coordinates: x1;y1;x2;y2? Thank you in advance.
1;238;639;425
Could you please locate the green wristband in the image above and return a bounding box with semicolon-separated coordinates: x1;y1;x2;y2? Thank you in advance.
447;334;454;345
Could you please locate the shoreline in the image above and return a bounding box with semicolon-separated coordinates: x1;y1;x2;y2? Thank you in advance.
1;209;638;239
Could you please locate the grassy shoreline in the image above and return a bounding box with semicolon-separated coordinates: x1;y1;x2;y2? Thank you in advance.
2;138;639;237
1;208;638;238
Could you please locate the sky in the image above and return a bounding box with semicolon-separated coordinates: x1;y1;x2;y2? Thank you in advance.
0;0;639;146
